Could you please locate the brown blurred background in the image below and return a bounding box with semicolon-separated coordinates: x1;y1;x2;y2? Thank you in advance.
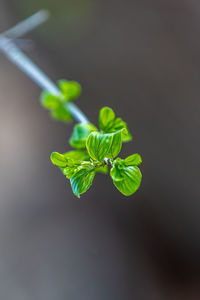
0;0;200;299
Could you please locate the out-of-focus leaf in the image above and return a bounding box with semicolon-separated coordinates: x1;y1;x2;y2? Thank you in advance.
124;154;142;166
40;92;60;109
50;105;72;122
58;80;81;101
70;123;97;149
51;152;68;167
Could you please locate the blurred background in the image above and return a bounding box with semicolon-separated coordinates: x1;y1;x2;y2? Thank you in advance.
0;0;200;299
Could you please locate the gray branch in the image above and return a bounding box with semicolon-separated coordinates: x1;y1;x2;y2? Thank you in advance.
0;10;89;124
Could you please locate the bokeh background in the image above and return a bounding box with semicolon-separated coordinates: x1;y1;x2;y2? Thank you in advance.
0;0;200;299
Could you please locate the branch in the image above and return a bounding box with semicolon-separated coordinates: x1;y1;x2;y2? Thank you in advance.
0;11;89;124
0;10;143;198
3;10;50;38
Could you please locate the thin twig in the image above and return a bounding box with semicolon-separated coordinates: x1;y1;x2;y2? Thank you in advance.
0;11;89;124
3;10;50;38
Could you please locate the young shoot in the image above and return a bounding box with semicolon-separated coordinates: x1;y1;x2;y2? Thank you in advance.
0;11;142;199
48;82;142;198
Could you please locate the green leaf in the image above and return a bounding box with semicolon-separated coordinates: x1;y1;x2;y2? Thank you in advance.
86;132;111;161
62;161;92;179
51;152;68;167
106;129;125;159
70;123;97;149
109;165;124;182
70;165;95;198
86;130;124;161
62;164;81;179
61;151;90;178
99;107;132;142
40;92;60;109
112;118;132;142
99;107;115;132
62;161;108;177
58;80;81;101
110;158;142;196
50;105;72;122
63;150;90;161
124;154;142;166
40;90;73;123
61;150;90;178
121;130;132;142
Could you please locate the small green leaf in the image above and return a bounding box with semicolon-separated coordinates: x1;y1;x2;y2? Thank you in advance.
86;130;124;161
124;154;142;166
70;123;97;149
110;165;124;182
62;164;81;179
110;158;142;196
86;132;111;161
58;80;81;101
99;107;132;142
51;105;72;122
70;165;95;198
61;151;90;178
62;160;92;179
40;92;60;109
112;118;132;142
121;130;132;142
99;107;115;132
51;152;68;167
63;150;90;161
40;90;73;123
106;129;125;158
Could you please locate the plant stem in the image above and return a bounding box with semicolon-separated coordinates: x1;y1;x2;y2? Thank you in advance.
3;10;50;38
0;11;89;124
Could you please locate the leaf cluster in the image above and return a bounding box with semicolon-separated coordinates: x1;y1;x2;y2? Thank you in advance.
40;80;81;122
50;105;142;198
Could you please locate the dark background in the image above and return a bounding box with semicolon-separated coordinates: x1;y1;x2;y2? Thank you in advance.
0;0;200;299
